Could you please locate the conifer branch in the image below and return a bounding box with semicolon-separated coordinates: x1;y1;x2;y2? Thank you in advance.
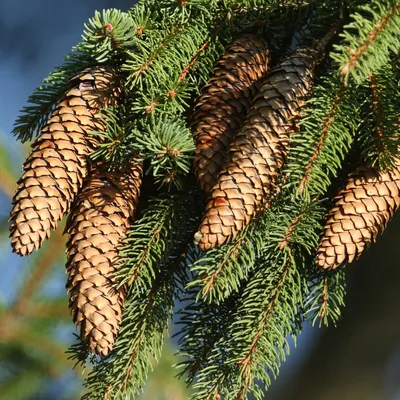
368;72;391;162
89;106;136;167
305;270;346;327
178;40;212;83
125;24;183;88
117;196;176;292
332;0;400;84
175;5;230;85
188;226;261;303
82;9;138;62
236;252;293;400
297;87;345;195
132;116;195;189
12;0;400;397
202;237;245;297
369;74;384;139
340;5;400;78
286;74;359;199
279;210;306;250
184;202;323;399
358;65;400;169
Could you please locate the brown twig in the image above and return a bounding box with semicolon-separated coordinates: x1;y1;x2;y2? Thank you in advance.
127;228;162;285
319;277;329;319
202;236;245;296
369;74;384;138
178;40;211;83
169;8;228;90
369;73;390;164
298;88;344;194
133;25;181;81
340;5;400;77
279;212;305;250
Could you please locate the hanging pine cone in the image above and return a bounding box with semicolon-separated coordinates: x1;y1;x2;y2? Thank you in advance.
316;162;400;270
9;66;122;256
191;33;270;194
65;160;142;356
196;51;316;251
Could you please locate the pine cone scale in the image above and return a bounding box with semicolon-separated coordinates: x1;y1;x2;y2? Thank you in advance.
191;34;270;194
198;52;315;250
316;162;400;269
9;66;122;256
65;161;142;356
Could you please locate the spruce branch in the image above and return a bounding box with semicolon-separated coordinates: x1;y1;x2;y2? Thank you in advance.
82;9;138;62
305;270;346;327
117;196;176;292
190;251;302;400
133;115;195;190
123;22;183;90
178;39;212;83
89;106;137;168
127;19;226;115
358;65;400;170
297;86;345;194
177;285;241;392
332;0;400;84
127;4;158;37
12;53;92;142
189;228;258;303
81;182;202;399
286;72;360;200
235;252;296;400
182;201;323;399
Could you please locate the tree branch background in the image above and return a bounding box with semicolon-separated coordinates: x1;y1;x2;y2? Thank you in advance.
0;0;400;399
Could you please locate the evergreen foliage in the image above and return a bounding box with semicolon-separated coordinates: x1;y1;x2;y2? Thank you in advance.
358;64;400;170
10;0;400;398
286;72;361;200
332;0;400;84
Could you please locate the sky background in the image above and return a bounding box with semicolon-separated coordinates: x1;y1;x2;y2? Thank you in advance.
1;1;400;399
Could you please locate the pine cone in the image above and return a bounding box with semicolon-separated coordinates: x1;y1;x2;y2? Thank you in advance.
65;160;142;356
191;34;270;194
9;66;122;256
316;162;400;270
196;51;315;250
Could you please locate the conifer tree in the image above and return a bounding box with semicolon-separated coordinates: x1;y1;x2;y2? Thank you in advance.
8;0;400;399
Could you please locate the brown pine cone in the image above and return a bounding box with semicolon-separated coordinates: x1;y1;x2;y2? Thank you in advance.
316;162;400;270
191;34;270;194
65;160;142;356
9;66;122;256
196;51;316;251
